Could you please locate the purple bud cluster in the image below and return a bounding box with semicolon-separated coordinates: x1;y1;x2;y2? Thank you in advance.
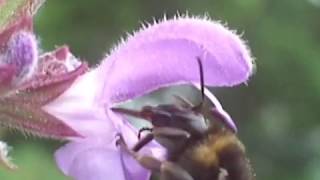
0;31;38;86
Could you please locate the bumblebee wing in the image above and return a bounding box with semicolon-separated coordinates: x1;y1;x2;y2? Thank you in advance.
173;95;194;109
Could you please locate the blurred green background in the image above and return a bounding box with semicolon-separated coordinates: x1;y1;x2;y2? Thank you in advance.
1;0;320;180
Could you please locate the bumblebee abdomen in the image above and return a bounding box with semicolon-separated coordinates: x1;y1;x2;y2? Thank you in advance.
216;137;254;180
186;131;254;180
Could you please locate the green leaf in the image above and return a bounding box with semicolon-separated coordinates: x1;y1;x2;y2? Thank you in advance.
0;0;24;31
0;0;45;32
0;99;81;139
0;61;88;139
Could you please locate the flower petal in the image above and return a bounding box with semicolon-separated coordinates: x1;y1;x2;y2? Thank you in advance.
55;137;151;180
99;17;253;104
54;109;165;180
202;86;237;132
44;69;112;137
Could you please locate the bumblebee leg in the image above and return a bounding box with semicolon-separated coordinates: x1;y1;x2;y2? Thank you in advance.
160;161;194;180
116;134;193;180
152;127;191;139
133;127;190;152
128;156;194;180
132;133;155;151
116;133;161;171
138;127;153;139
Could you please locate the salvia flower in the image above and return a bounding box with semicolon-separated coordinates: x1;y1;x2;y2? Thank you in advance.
0;17;88;169
44;16;253;180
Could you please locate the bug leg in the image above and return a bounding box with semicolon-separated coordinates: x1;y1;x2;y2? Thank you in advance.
152;127;191;139
116;133;161;171
133;133;155;152
138;127;153;139
160;161;194;180
116;134;193;180
133;127;191;152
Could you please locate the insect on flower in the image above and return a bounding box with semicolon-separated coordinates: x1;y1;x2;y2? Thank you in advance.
112;58;255;180
50;16;255;180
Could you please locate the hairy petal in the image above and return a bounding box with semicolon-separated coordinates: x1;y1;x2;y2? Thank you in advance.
44;69;113;137
53;108;164;180
55;137;151;180
99;17;253;104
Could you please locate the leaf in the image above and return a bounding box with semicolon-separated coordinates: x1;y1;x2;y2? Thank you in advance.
0;0;24;30
0;0;45;32
0;43;88;139
0;65;16;95
0;63;88;139
10;62;89;106
0;99;81;139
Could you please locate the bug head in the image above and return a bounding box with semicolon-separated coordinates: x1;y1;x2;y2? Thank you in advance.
111;105;155;122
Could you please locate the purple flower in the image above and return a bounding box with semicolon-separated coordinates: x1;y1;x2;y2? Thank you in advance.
2;31;38;85
0;29;87;138
44;16;253;180
0;23;87;168
0;1;85;170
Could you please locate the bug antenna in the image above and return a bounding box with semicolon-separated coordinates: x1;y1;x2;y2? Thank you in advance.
192;57;205;112
198;57;205;104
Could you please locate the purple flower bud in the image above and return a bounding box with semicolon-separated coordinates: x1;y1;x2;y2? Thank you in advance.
5;31;38;84
37;45;81;76
0;42;87;143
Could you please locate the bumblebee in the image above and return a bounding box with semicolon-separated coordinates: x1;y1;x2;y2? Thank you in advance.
113;58;254;180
